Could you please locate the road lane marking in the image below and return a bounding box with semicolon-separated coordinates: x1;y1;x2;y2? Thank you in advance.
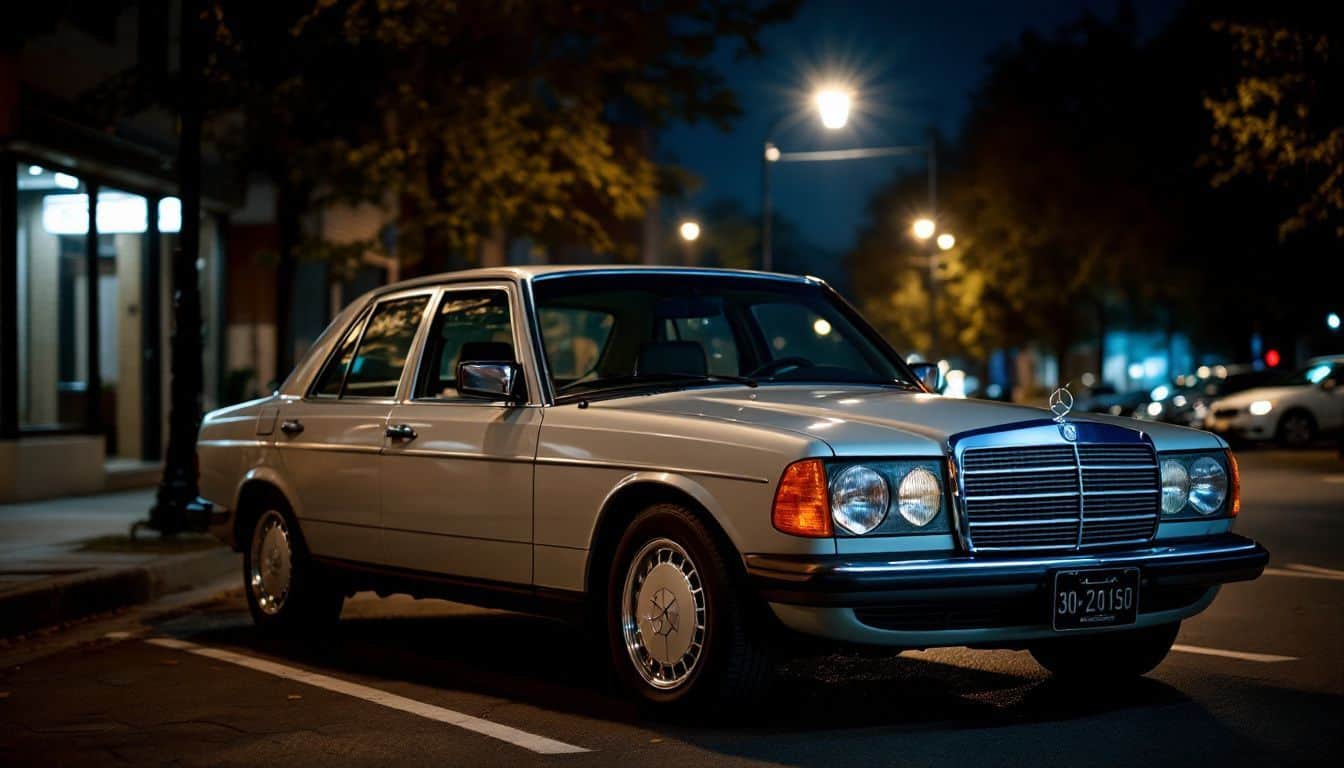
1285;563;1344;578
1263;567;1344;582
1171;644;1297;663
145;637;589;755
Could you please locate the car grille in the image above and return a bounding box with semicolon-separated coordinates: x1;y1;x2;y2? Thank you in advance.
959;442;1159;551
1212;407;1241;418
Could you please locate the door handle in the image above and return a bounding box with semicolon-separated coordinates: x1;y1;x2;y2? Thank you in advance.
279;419;304;435
386;424;417;441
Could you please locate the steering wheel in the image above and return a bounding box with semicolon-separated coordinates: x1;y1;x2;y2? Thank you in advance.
747;356;815;379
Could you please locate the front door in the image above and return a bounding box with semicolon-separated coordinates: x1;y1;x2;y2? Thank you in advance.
276;292;432;563
380;285;540;585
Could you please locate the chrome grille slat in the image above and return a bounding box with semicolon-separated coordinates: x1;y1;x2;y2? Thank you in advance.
960;439;1159;551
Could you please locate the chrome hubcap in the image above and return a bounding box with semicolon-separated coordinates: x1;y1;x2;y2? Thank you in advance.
621;538;706;690
249;510;292;616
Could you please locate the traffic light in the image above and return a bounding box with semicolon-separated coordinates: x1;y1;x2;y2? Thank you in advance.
1264;349;1281;368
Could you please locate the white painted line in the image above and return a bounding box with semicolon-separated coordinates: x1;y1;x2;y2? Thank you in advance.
1263;567;1344;582
1171;644;1297;663
145;637;589;755
1286;563;1344;578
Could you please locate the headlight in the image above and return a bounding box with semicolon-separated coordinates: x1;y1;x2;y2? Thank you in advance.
897;467;942;527
1160;459;1190;515
1248;399;1273;416
830;465;888;534
1188;456;1228;515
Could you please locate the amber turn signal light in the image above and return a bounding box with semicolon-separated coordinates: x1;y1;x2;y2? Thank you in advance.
1226;449;1240;516
772;459;832;537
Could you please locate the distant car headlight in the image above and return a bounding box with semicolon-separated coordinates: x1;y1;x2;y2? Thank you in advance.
897;467;942;527
1248;399;1273;416
830;465;889;534
1188;456;1228;515
1160;459;1190;515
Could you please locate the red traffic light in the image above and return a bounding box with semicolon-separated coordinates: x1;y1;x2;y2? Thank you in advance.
1264;349;1281;368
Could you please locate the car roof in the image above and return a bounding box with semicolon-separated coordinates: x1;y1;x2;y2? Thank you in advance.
363;265;821;301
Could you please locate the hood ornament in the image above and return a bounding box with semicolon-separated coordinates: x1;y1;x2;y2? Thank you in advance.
1049;384;1077;441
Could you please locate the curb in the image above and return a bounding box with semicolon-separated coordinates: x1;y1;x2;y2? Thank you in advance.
0;548;240;638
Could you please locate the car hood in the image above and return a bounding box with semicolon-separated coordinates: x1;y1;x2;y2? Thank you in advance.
1213;385;1303;409
604;385;1222;455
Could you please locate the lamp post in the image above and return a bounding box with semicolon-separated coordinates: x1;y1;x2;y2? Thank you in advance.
760;92;938;273
913;215;955;360
677;219;701;266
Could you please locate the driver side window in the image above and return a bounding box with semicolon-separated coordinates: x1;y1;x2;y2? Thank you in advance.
414;289;516;401
751;302;869;370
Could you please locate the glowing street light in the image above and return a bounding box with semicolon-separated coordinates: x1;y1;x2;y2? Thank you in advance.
764;143;781;162
1328;312;1341;331
815;88;852;130
678;220;701;242
936;232;955;251
912;218;936;240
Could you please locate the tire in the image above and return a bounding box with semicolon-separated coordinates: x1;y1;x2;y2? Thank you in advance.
243;505;345;635
606;503;771;712
1030;621;1179;680
1277;410;1317;448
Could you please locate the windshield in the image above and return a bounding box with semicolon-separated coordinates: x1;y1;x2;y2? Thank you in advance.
532;273;915;397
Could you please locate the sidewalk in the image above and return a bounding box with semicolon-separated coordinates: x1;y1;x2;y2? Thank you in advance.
0;489;239;637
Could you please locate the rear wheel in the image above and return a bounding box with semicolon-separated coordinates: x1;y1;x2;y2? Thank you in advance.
1277;410;1317;448
607;503;771;711
1030;621;1179;680
244;507;344;634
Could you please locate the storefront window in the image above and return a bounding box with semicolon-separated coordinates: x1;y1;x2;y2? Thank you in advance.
16;162;90;429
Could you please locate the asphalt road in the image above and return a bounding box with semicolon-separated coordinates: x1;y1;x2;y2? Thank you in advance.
3;449;1342;767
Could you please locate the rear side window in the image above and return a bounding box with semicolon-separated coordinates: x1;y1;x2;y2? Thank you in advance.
310;315;365;398
341;296;431;398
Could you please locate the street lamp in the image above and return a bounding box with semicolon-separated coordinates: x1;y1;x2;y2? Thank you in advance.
760;86;852;273
760;87;938;274
936;232;955;251
678;220;701;242
1328;312;1341;331
912;218;936;240
815;88;852;130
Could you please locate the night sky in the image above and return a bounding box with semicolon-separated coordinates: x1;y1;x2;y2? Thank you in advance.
659;0;1182;258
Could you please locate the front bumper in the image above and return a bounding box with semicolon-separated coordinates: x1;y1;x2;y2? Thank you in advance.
747;533;1267;647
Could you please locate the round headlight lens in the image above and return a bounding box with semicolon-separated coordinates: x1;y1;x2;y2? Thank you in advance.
1188;457;1228;515
830;465;889;534
1160;459;1190;515
897;467;942;527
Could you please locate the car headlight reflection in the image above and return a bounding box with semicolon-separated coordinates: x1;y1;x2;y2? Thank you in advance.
897;467;942;527
829;465;889;534
1187;456;1228;515
1160;459;1190;515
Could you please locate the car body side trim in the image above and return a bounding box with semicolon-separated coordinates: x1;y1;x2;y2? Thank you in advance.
533;456;770;484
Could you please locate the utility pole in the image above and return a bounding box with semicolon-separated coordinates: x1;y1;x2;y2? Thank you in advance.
926;127;939;360
142;0;209;536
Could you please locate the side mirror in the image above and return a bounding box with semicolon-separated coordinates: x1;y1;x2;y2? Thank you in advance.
457;361;524;403
908;361;943;393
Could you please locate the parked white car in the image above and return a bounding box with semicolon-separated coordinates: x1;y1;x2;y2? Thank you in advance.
1205;356;1344;446
196;266;1267;710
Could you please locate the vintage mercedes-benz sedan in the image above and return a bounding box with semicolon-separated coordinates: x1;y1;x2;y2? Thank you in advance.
198;266;1268;708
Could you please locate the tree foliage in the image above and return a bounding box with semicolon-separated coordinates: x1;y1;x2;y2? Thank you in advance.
1204;14;1344;239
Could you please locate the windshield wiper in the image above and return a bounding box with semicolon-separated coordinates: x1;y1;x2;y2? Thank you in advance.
557;371;757;396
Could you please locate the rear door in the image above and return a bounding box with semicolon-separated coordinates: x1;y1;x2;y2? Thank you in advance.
379;283;542;584
276;291;433;563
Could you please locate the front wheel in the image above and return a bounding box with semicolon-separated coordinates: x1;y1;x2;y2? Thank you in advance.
244;507;344;635
1277;410;1317;448
607;504;771;711
1030;621;1179;680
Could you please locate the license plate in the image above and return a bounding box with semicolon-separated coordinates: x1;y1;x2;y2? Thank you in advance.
1052;568;1139;631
